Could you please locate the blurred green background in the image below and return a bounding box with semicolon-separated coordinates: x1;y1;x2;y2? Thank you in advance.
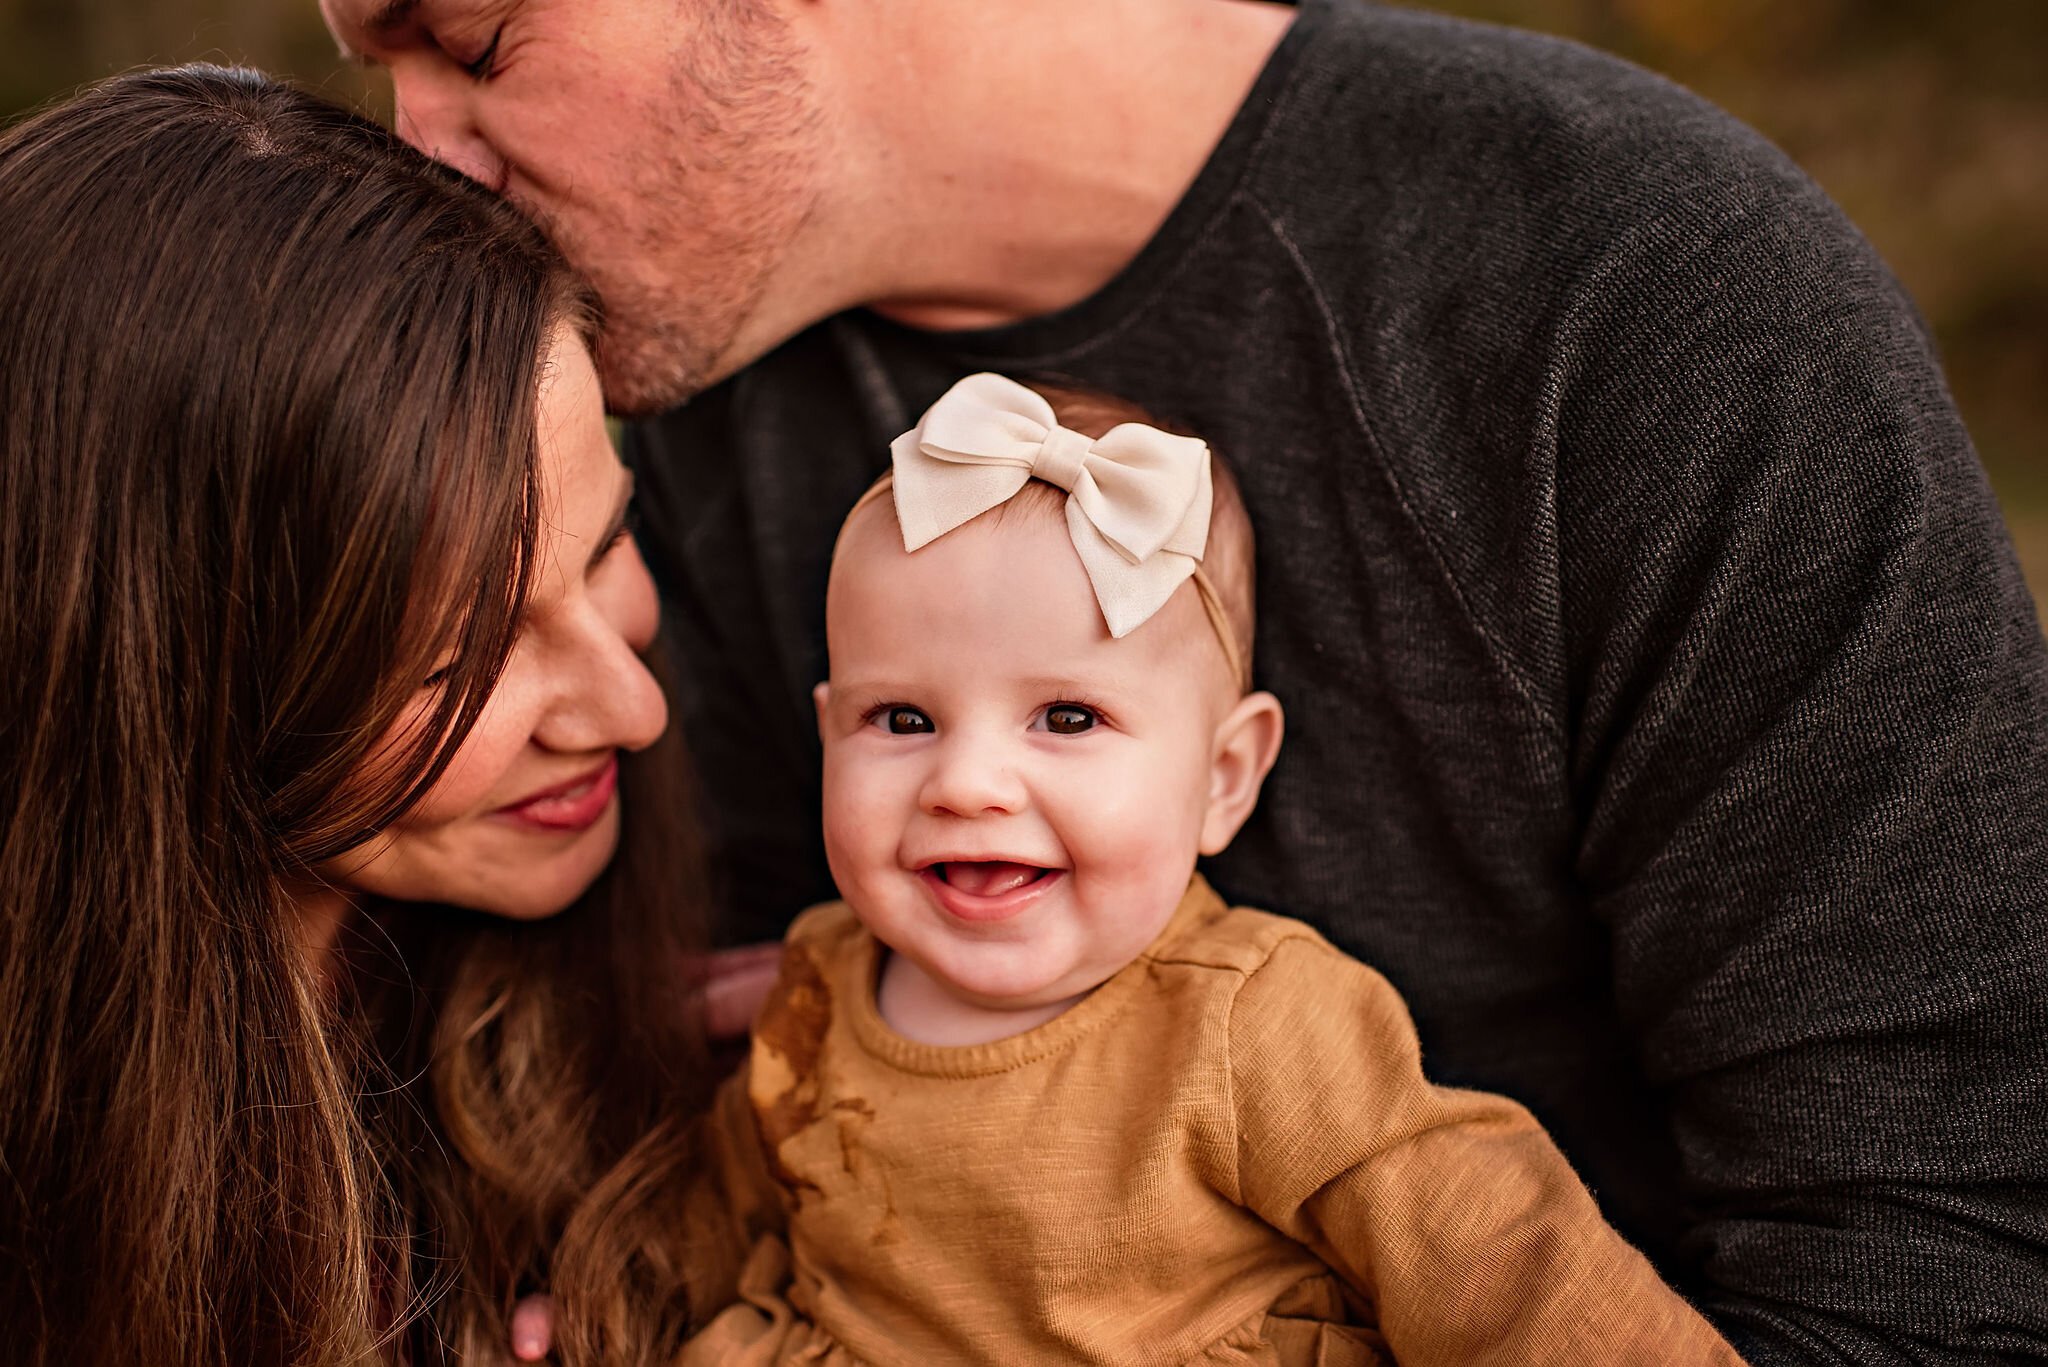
4;0;2042;606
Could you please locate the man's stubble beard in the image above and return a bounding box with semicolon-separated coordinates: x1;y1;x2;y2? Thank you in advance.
582;0;824;417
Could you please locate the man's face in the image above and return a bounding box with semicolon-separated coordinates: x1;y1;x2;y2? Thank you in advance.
320;0;826;413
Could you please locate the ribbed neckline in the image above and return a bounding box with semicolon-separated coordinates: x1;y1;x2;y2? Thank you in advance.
841;875;1227;1078
852;0;1328;371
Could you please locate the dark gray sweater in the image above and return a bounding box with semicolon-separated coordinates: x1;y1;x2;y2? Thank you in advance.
628;2;2048;1358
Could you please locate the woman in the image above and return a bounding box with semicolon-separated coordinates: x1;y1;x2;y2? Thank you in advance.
0;66;717;1366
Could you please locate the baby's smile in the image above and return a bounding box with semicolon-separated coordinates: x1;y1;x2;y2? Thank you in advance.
917;861;1065;923
815;471;1272;1045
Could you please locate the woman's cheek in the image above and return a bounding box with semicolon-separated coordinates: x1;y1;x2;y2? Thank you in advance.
401;692;540;826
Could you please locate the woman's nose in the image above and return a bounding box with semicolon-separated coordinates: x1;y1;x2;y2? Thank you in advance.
918;731;1028;819
389;58;505;190
534;633;669;755
532;570;669;755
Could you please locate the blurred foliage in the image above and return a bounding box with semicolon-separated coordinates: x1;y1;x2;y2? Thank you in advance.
0;0;382;126
3;0;2043;592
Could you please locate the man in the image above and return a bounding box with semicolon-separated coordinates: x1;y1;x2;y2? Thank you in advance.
324;0;2048;1357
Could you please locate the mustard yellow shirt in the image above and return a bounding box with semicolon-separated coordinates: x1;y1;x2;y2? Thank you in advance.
687;877;1741;1366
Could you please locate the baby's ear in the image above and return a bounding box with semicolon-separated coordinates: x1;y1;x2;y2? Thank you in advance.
813;682;831;744
1199;691;1285;856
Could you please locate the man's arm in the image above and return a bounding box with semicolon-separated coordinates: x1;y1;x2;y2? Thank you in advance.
1553;187;2048;1361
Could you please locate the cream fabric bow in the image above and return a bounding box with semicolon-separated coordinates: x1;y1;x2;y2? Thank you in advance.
889;373;1214;638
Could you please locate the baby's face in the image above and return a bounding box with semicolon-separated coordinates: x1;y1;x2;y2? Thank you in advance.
817;502;1239;1016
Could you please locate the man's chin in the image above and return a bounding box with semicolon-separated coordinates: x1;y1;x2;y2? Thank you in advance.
592;268;799;415
593;329;714;418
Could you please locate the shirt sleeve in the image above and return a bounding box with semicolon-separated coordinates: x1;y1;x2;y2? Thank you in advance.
1227;935;1744;1366
1551;184;2048;1360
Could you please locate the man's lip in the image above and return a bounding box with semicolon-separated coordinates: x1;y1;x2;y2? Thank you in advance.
915;863;1064;924
492;755;618;832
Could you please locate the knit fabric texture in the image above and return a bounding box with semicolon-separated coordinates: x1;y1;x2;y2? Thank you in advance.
682;878;1742;1365
628;1;2048;1357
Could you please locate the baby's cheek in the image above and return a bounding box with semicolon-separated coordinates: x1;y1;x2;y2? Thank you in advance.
1075;750;1207;843
1066;794;1197;879
819;766;900;870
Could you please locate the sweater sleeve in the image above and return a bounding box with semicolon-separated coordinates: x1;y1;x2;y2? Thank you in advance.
1228;934;1743;1366
1550;172;2048;1361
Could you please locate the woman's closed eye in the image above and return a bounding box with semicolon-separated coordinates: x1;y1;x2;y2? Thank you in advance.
591;500;641;571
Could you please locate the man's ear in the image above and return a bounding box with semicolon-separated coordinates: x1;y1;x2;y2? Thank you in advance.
813;681;831;744
1199;690;1284;856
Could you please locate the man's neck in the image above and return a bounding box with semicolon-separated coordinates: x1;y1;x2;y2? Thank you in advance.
841;1;1297;333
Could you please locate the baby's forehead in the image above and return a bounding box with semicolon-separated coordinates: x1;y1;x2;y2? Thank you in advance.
827;492;1225;688
830;490;1074;612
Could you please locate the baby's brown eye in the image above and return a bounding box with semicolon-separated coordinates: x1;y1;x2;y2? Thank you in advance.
886;707;933;735
1043;704;1097;735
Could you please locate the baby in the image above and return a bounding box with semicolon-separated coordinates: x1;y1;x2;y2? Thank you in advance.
686;374;1740;1366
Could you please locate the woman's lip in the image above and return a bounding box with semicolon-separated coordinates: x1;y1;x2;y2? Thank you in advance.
916;865;1064;923
493;755;618;833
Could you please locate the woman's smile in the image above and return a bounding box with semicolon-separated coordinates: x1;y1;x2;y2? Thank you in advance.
492;753;619;833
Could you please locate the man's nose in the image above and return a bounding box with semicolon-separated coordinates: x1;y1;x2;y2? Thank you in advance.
918;731;1028;819
389;58;504;189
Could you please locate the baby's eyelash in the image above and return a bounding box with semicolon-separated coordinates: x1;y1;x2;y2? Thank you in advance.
1044;693;1114;725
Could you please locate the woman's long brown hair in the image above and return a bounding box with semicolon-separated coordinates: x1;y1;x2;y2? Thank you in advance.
0;67;713;1366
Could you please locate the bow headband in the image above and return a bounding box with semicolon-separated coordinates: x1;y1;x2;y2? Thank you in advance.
881;373;1244;687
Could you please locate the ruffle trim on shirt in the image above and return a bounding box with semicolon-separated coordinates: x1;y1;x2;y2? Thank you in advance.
680;1234;1390;1367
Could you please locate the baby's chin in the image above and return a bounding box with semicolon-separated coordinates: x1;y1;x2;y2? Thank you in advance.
878;950;1100;1046
907;938;1122;1015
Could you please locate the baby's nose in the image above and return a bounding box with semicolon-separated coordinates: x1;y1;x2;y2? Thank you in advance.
917;733;1028;818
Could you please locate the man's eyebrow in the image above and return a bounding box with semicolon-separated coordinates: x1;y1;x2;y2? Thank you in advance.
335;0;421;59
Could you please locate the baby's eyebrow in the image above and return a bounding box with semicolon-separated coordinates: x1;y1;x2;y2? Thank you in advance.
1013;675;1126;698
826;679;911;702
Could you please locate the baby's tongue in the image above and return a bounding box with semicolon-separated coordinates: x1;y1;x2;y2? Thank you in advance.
944;861;1041;897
